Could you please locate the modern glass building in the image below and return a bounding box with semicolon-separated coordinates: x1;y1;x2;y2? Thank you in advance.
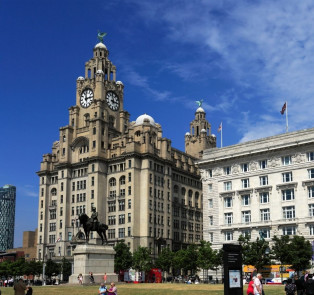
0;185;16;251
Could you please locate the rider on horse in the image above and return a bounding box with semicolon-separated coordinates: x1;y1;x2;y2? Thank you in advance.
90;207;99;231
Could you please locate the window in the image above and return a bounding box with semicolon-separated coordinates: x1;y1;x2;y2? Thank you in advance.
282;226;296;235
241;230;251;238
49;223;56;231
282;156;291;165
119;214;125;224
109;178;116;187
309;187;314;198
224;197;232;208
308;152;314;161
208;199;213;208
128;160;132;168
242;195;250;206
92;140;96;148
128;227;131;237
283;206;295;219
128;199;131;209
108;201;116;212
108;229;115;239
120;176;125;185
91;177;95;186
310;225;314;235
128;173;132;182
208;184;213;192
242;211;251;223
128;186;131;195
50;210;56;219
241;163;249;172
225;231;233;241
282;189;294;201
118;228;125;238
309;204;314;217
309;169;314;179
60;183;64;191
224;213;233;225
108;216;116;225
209;216;213;226
259;228;270;238
260;192;269;204
282;172;293;182
224;181;232;191
260;209;270;221
128;213;131;222
259;160;267;169
260;176;268;186
224;166;231;175
119;200;125;211
242;179;250;188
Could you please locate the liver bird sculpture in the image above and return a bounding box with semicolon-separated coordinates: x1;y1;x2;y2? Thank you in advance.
195;99;204;107
97;31;107;43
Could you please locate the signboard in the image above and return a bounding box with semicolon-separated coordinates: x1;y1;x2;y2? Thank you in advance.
229;270;241;288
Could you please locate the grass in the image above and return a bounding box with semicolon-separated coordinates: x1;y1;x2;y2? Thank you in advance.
0;283;286;295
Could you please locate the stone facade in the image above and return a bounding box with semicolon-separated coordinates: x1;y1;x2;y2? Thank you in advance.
198;128;314;248
7;230;37;260
36;41;211;261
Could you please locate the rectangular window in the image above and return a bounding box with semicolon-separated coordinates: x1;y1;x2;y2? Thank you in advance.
128;172;132;182
309;187;314;198
225;231;233;241
242;195;250;206
209;216;213;226
282;226;296;235
282;189;294;201
119;200;125;211
282;172;293;182
224;213;233;225
309;204;314;217
241;163;249;172
283;206;295;219
260;209;270;221
242;178;250;188
224;181;232;191
224;166;231;175
260;192;269;204
241;230;251;238
310;225;314;235
309;169;314;179
208;199;213;208
118;228;125;238
119;214;125;224
224;197;232;208
108;229;115;239
259;228;270;238
92;140;96;148
128;213;131;222
128;160;132;168
282;156;291;165
91;177;95;186
260;176;268;186
208;184;213;192
242;211;251;224
308;152;314;161
128;186;131;195
259;160;267;169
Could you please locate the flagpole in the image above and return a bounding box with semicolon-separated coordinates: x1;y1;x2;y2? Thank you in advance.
221;122;223;148
285;101;288;133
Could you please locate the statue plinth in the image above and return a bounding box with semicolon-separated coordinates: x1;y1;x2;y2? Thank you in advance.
69;244;118;284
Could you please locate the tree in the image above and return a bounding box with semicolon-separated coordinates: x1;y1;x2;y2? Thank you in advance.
197;241;214;281
0;260;11;278
9;258;26;278
154;247;174;279
173;245;199;276
238;235;271;272
211;248;223;282
272;235;293;265
45;259;60;279
132;246;152;272
290;236;312;272
60;257;72;282
172;249;186;275
113;240;133;273
24;260;42;280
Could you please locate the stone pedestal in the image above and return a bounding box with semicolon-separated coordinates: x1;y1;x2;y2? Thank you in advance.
69;244;118;284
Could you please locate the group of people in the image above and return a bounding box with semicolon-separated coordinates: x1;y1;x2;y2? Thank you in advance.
284;273;314;295
247;273;264;295
12;279;32;295
98;282;117;295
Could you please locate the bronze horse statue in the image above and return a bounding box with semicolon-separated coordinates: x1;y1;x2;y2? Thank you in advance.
78;213;108;245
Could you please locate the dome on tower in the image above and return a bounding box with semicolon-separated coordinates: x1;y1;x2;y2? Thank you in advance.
196;107;205;113
201;129;206;133
95;42;107;49
116;81;124;85
96;70;104;75
135;114;156;126
185;132;191;136
77;76;84;81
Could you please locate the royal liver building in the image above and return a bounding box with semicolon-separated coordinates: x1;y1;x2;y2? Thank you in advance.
37;38;216;261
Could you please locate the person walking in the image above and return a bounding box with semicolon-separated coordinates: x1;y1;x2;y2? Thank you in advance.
13;279;26;295
247;276;256;295
305;274;314;295
104;273;107;284
285;278;296;295
295;275;304;295
253;273;263;295
77;273;83;285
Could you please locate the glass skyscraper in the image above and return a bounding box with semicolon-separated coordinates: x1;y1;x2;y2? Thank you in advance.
0;185;16;251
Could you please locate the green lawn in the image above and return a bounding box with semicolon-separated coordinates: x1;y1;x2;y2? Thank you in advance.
0;283;286;295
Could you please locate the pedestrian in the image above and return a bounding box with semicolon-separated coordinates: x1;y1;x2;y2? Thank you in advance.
13;279;26;295
305;274;314;295
108;282;117;295
104;273;107;284
26;285;33;295
77;273;83;285
89;272;95;284
285;278;296;295
98;282;107;295
295;275;304;295
253;273;263;295
247;276;256;295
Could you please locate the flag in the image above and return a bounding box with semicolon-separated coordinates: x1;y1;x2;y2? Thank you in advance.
218;122;222;132
56;237;61;243
280;102;286;115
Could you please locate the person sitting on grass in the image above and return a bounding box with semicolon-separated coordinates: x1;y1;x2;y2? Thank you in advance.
98;282;107;295
108;282;117;295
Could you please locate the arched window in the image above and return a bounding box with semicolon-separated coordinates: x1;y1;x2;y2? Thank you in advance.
135;131;141;137
188;189;193;198
195;192;199;199
120;176;126;185
181;187;186;196
109;178;116;187
174;185;179;193
51;188;57;196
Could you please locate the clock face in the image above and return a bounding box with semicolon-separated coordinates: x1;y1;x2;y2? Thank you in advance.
106;91;120;111
80;88;94;108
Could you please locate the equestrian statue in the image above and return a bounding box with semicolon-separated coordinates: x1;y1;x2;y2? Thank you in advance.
78;207;108;245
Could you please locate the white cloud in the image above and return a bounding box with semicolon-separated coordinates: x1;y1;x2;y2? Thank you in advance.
19;185;38;198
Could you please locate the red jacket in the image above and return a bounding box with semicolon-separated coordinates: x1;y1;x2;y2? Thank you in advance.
247;280;254;295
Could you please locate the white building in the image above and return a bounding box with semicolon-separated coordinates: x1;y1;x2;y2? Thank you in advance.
198;128;314;248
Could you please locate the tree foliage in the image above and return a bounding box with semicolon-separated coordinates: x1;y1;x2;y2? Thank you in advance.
238;235;271;272
132;246;152;272
60;257;72;281
113;240;133;272
272;235;293;265
173;244;199;275
45;259;60;279
289;236;312;271
154;247;174;273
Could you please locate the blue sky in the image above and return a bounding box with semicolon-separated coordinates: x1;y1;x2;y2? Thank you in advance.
2;0;314;247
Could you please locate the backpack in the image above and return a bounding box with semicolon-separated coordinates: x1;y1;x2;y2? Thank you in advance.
286;283;295;295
